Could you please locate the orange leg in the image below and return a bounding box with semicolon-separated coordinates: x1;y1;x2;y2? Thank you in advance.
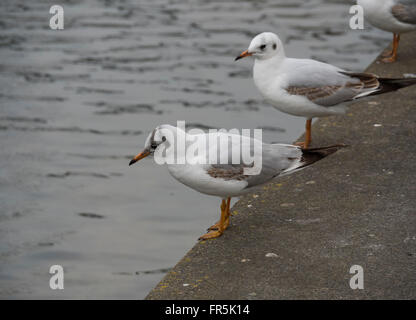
382;33;400;63
206;198;231;231
200;198;231;240
381;34;395;57
223;197;231;229
295;119;312;148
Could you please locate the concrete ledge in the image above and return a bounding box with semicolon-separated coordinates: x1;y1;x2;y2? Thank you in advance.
146;32;416;300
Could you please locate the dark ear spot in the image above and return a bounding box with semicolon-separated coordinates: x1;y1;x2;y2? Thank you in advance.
273;43;277;50
162;136;166;142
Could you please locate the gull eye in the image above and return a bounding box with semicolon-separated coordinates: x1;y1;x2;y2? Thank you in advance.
259;44;266;50
151;142;158;149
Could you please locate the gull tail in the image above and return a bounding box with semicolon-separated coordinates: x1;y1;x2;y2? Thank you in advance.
340;72;416;100
299;144;347;169
281;144;347;175
376;77;416;95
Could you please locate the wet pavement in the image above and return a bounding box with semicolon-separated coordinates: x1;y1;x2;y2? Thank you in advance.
0;0;390;299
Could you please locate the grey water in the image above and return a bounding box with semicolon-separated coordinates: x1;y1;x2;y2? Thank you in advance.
0;0;390;299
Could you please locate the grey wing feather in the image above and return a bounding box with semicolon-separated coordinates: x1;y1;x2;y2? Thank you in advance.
287;85;357;107
392;1;416;25
205;142;346;189
244;144;301;187
286;70;380;107
207;144;301;188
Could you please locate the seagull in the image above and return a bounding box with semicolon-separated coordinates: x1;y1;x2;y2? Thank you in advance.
357;0;416;63
129;124;345;240
235;32;416;148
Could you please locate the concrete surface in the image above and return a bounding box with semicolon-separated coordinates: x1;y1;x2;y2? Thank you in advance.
146;32;416;300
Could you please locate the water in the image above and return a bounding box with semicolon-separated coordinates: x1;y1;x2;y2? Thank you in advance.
0;0;390;299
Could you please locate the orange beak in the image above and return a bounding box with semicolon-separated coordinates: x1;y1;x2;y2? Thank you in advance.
129;150;150;166
235;50;252;61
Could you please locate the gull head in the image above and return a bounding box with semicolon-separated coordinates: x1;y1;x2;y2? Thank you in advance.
235;32;284;61
129;124;174;166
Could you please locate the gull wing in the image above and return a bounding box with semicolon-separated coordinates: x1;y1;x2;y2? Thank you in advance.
392;1;416;25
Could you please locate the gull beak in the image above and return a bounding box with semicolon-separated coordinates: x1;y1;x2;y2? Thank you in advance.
129;150;150;166
235;50;252;61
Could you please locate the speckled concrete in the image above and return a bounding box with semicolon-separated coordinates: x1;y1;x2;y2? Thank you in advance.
146;32;416;300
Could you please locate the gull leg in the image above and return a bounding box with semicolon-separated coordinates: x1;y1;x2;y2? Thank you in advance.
305;119;312;148
381;34;395;57
199;199;227;240
207;197;231;231
207;220;221;231
206;202;223;231
382;34;400;63
223;197;231;230
294;118;312;148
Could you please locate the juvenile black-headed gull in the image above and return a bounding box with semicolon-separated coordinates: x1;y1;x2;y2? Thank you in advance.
129;124;345;240
235;32;416;147
358;0;416;62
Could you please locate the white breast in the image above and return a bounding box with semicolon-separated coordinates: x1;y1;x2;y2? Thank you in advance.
167;163;248;197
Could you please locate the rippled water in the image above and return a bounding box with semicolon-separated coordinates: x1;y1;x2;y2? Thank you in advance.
0;0;390;299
